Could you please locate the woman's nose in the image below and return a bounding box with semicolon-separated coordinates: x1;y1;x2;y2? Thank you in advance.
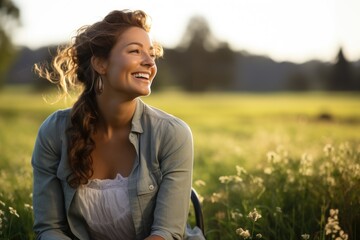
142;53;155;67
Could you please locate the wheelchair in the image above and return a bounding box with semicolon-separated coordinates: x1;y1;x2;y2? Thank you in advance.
190;188;205;236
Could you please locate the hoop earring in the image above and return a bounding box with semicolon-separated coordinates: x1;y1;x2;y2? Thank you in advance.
95;76;103;95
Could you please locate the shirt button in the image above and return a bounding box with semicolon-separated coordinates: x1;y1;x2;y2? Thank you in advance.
149;184;154;191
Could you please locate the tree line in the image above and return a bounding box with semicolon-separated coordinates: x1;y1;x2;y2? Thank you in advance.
1;5;360;92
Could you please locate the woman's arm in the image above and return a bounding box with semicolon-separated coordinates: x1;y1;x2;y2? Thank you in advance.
150;119;194;240
32;112;73;240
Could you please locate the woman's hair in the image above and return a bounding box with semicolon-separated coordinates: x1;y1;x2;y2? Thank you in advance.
34;9;163;188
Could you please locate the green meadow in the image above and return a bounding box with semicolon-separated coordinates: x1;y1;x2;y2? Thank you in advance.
0;86;359;239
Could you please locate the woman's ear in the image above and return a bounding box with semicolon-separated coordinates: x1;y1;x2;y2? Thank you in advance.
91;56;107;75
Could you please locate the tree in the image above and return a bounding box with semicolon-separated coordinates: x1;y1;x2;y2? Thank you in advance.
0;0;20;88
174;15;236;91
328;48;354;91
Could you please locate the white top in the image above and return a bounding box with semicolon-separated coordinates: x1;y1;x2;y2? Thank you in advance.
75;174;136;240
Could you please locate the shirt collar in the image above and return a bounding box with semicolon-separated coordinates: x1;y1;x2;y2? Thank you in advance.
131;98;144;134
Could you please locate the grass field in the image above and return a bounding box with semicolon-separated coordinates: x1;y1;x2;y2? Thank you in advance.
0;86;359;239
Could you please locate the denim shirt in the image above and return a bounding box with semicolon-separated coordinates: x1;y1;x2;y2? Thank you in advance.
32;98;194;240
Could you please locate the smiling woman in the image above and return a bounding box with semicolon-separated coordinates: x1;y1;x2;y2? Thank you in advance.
31;9;204;240
94;27;159;99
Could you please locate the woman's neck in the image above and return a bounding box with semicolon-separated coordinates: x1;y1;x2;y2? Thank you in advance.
96;95;137;135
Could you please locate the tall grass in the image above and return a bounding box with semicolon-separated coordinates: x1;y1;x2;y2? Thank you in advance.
197;142;359;239
0;86;359;239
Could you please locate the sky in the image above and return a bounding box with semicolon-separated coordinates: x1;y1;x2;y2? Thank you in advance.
10;0;360;63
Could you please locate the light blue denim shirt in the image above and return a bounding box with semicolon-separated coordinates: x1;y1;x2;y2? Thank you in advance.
32;98;194;240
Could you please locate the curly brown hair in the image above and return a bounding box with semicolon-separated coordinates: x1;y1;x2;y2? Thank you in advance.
34;9;163;188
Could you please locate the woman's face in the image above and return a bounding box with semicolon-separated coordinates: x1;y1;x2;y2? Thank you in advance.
101;27;157;99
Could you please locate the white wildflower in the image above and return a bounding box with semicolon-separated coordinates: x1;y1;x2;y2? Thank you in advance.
256;233;262;239
9;207;19;218
301;233;310;240
248;208;262;222
236;228;251;239
219;176;231;184
210;192;222;203
194;180;206;187
236;165;247;175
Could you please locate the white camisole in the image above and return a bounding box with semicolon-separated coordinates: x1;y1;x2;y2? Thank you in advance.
75;174;136;240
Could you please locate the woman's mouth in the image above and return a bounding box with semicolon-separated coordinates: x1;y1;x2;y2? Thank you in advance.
132;72;150;80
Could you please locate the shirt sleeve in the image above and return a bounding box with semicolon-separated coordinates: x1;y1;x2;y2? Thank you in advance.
151;118;194;240
31;112;73;240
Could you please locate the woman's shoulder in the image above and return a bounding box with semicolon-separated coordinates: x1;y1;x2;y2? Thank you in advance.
34;108;72;151
39;108;71;132
142;102;190;131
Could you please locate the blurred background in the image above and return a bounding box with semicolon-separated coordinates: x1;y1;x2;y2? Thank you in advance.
1;0;360;92
1;1;360;239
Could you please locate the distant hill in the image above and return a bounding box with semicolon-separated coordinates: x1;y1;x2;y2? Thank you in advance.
5;45;58;85
5;45;360;92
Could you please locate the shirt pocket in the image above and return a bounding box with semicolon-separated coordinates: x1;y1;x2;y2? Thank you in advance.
137;169;162;234
137;168;161;196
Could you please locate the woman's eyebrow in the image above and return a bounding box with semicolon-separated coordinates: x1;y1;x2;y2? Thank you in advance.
126;42;154;50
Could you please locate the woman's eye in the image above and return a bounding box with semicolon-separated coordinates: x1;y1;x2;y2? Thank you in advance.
130;49;140;54
149;51;156;58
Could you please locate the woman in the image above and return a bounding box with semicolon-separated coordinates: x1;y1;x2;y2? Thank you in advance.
32;9;197;240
